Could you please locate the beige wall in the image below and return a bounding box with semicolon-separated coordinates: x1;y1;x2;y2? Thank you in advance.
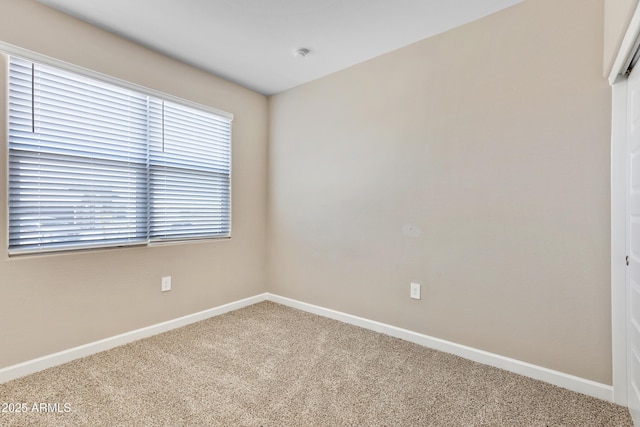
0;0;268;369
603;0;639;76
268;0;612;384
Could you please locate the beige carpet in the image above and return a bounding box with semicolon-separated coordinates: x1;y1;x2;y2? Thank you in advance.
0;301;632;426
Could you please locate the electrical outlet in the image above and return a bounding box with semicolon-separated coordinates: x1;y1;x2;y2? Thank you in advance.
161;276;172;292
410;282;421;300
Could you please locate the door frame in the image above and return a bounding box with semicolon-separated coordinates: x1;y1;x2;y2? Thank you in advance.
610;3;640;407
611;78;627;406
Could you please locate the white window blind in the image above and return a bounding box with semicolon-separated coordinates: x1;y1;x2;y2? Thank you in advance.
149;101;231;241
8;56;232;255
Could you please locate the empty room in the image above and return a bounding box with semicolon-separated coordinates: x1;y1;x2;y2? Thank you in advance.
0;0;638;425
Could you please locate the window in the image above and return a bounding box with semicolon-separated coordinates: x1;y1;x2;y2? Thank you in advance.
7;56;232;255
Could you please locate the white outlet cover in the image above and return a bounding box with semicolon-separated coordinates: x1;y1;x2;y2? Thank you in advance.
161;276;171;292
410;282;421;300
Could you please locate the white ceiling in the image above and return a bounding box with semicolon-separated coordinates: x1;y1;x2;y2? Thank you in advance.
37;0;524;95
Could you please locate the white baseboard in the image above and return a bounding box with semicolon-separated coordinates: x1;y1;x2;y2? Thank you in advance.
266;293;614;403
0;293;269;384
0;291;615;404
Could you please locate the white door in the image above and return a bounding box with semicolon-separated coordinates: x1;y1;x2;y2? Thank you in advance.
627;63;640;423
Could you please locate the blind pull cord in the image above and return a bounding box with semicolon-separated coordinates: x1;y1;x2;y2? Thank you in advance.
31;63;35;133
162;101;165;153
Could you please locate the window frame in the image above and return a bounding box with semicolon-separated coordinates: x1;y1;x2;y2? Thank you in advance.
2;43;234;256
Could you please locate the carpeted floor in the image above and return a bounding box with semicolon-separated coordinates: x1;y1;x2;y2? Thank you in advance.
0;301;633;426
